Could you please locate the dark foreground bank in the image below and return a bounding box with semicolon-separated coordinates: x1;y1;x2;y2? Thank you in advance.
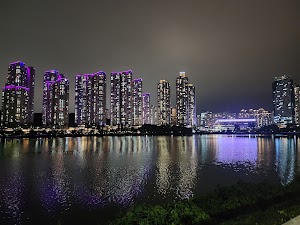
49;178;300;225
109;178;300;225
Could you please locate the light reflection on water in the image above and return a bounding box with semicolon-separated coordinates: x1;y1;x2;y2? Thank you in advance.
0;135;299;224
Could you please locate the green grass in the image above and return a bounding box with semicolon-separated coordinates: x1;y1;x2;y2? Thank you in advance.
110;178;300;225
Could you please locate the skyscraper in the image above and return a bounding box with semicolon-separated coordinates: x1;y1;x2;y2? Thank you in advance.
150;105;158;125
176;72;189;126
133;78;143;126
110;72;121;126
272;75;295;125
1;61;35;127
187;83;196;126
110;70;133;127
75;72;106;127
175;72;196;127
196;114;201;128
171;107;177;126
142;93;150;124
158;80;171;125
43;70;69;129
294;84;300;125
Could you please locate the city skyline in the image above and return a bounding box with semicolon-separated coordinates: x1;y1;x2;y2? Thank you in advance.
1;0;299;113
2;60;299;115
3;61;300;117
0;60;299;114
1;1;300;224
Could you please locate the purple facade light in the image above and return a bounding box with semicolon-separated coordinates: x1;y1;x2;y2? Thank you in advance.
43;70;69;129
3;85;29;90
1;61;35;127
216;118;256;123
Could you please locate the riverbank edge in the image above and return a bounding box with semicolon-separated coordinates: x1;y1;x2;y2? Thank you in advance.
1;132;300;140
108;178;300;225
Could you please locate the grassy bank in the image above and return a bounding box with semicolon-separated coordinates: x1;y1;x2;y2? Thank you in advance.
110;178;300;225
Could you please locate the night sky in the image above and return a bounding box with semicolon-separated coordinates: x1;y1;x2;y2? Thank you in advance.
1;0;300;113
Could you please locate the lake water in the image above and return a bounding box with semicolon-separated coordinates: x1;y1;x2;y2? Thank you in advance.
0;135;299;225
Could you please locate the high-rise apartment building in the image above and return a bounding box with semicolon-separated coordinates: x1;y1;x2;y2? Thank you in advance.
175;72;196;127
196;115;201;128
272;75;295;125
171;107;177;126
142;93;150;124
110;70;133;127
187;83;196;126
75;72;106;127
110;72;121;125
42;70;69;129
1;61;35;127
133;78;143;126
294;85;300;125
150;105;158;125
176;72;189;126
158;80;171;125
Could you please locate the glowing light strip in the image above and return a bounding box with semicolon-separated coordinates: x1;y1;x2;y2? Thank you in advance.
3;85;29;90
216;119;256;123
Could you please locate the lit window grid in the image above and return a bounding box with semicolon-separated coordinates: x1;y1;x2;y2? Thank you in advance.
158;80;171;125
75;73;106;126
133;79;143;126
42;70;69;128
272;76;295;125
1;62;35;127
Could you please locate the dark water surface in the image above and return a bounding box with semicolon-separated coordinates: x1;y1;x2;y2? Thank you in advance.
0;135;299;224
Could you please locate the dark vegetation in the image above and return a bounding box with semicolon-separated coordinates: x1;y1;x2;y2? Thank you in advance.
109;178;300;225
3;124;300;139
0;124;193;139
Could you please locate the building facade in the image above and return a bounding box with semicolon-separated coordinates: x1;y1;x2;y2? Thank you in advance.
110;70;133;127
294;85;300;125
158;80;171;125
1;61;35;127
187;83;196;127
176;72;189;126
133;78;143;126
142;93;150;124
272;75;295;125
110;72;121;125
42;70;69;128
171;107;177;126
175;72;196;127
196;114;201;128
75;72;106;127
150;105;158;125
254;108;273;127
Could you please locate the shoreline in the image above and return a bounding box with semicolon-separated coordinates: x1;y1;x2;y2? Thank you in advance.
109;178;300;225
1;132;300;140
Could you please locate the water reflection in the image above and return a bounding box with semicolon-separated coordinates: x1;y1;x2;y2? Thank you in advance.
175;136;197;199
156;136;171;197
0;135;299;224
275;138;296;185
38;152;71;216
